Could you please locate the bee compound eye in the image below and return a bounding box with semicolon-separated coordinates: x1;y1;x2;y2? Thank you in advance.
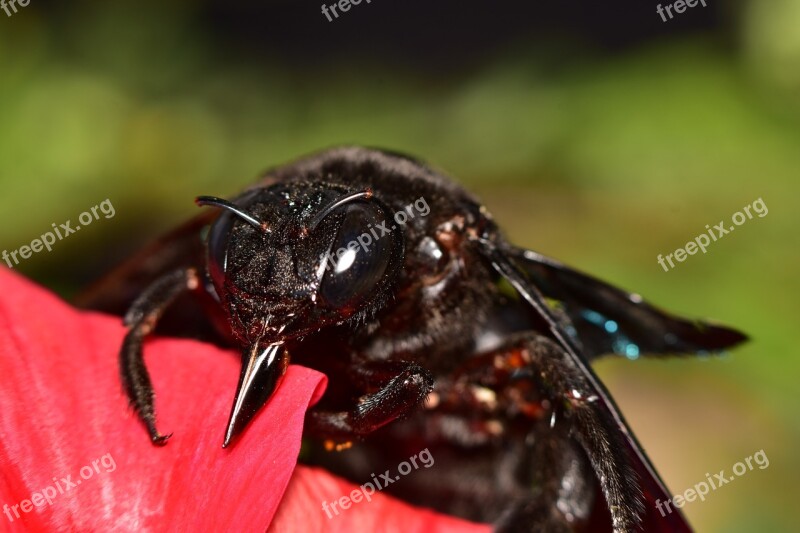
318;202;396;309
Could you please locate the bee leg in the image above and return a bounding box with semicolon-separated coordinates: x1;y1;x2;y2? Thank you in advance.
495;429;594;533
120;268;200;445
508;333;643;533
305;361;434;439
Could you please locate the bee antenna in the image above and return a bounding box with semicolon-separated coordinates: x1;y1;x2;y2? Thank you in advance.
308;189;373;230
195;196;270;233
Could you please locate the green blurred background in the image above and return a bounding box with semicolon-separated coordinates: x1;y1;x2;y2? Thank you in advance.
1;1;798;530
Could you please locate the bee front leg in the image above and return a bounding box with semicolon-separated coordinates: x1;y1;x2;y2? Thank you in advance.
120;268;201;445
305;361;434;440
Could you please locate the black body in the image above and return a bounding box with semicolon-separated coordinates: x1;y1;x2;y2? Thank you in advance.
78;147;747;532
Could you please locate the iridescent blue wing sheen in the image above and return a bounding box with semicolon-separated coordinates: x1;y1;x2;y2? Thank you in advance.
510;248;747;361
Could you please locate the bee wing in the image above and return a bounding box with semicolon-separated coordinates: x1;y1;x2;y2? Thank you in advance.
74;171;287;315
74;210;217;315
478;238;694;532
508;247;747;360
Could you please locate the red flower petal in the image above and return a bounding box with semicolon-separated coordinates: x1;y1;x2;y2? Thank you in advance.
0;269;492;531
0;268;327;530
271;465;491;533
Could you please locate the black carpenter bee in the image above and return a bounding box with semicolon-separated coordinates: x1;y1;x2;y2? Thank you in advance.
79;147;746;532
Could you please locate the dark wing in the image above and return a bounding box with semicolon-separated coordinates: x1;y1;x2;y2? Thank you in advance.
74;208;242;346
75;172;286;316
75;171;290;341
509;247;747;360
74;211;216;315
478;238;701;532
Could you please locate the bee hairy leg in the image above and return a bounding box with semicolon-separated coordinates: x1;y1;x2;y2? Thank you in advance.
305;361;434;440
120;267;200;445
490;333;644;533
495;430;594;533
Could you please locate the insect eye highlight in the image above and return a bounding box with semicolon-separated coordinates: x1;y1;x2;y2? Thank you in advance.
317;201;400;310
